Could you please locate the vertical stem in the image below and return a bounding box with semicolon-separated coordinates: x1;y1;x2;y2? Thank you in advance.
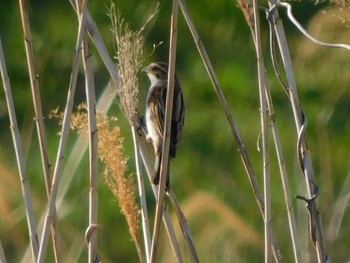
132;127;151;262
0;38;39;263
69;0;120;84
177;0;282;261
252;1;271;261
138;140;183;263
265;89;302;262
18;0;62;261
168;189;200;263
82;37;99;263
150;1;179;262
0;240;6;263
271;6;327;261
177;0;261;208
76;1;100;262
263;6;302;261
36;5;87;262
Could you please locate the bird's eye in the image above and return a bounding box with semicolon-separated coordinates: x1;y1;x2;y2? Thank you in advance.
151;65;157;71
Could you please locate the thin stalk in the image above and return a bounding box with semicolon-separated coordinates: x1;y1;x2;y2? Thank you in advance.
252;1;271;261
138;139;183;263
270;4;327;261
277;2;350;51
18;0;61;261
69;0;121;85
36;6;87;262
177;0;282;261
168;189;200;263
82;36;99;263
0;37;39;263
0;240;6;263
150;1;179;262
161;212;183;263
177;0;261;208
131;132;194;262
265;89;301;262
132;127;151;262
78;3;100;262
21;85;115;262
265;6;302;262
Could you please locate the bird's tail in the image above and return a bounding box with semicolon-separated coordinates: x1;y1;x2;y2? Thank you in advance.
152;152;170;189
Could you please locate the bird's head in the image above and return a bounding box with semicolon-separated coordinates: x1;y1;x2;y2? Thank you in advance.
142;62;169;84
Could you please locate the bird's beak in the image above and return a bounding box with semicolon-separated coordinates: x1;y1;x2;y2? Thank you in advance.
142;66;149;73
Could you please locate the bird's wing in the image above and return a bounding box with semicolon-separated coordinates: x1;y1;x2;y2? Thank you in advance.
170;84;185;158
148;84;166;138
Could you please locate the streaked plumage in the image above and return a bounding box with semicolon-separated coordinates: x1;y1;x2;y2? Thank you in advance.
143;62;185;188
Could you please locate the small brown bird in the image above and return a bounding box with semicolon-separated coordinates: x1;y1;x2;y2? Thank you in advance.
143;62;185;188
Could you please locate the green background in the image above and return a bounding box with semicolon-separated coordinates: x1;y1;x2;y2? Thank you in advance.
0;1;349;262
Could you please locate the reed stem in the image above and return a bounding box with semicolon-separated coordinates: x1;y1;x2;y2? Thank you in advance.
0;37;39;263
150;1;179;262
82;35;99;263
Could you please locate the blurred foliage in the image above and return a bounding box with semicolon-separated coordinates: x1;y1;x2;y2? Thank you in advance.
0;0;350;262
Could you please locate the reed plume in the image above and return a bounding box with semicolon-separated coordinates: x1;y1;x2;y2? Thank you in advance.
50;103;142;258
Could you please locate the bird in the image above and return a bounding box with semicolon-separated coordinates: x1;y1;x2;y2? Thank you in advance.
142;62;185;189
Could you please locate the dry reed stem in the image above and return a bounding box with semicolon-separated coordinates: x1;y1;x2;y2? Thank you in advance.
265;87;302;262
23;87;116;262
178;0;258;202
137;138;184;263
168;189;200;263
0;38;39;262
64;103;143;262
265;5;302;262
79;4;99;263
82;35;99;263
69;0;121;85
268;2;328;261
18;0;62;261
239;1;301;261
71;2;180;262
107;4;161;261
18;0;52;190
36;5;88;262
132;127;152;262
252;1;271;261
239;0;293;261
0;240;6;263
161;212;183;263
150;1;179;262
177;0;283;260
